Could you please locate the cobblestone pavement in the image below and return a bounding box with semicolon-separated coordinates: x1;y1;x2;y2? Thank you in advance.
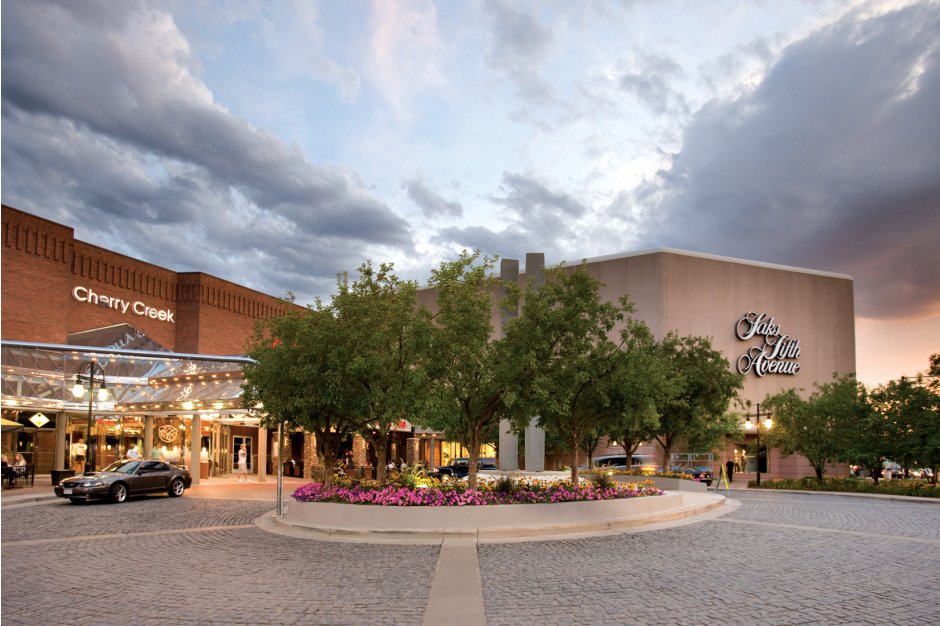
3;491;939;625
479;491;940;625
1;496;439;626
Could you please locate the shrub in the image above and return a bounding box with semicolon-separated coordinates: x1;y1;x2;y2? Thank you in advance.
587;471;617;490
753;477;940;498
491;474;518;494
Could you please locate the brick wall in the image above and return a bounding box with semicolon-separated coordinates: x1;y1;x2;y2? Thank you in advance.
2;206;303;355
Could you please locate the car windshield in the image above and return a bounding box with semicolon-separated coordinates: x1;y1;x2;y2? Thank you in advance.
101;460;141;474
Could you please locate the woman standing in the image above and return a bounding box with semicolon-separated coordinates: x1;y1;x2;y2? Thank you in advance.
237;444;248;483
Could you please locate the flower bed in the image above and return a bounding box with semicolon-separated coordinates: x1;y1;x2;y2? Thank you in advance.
293;477;662;506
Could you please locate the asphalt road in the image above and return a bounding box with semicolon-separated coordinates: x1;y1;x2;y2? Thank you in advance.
2;490;938;625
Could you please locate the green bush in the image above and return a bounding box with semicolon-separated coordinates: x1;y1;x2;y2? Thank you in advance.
752;477;940;498
491;475;518;494
587;471;617;490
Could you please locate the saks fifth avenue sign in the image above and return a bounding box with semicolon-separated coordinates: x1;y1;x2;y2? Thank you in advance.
735;312;800;377
72;286;175;323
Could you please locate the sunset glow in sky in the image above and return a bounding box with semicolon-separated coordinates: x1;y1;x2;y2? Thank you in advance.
2;0;938;386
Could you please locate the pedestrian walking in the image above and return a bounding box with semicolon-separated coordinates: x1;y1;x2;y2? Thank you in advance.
237;444;248;482
725;458;735;482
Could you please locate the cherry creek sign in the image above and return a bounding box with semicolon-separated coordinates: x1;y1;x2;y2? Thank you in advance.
735;312;800;376
72;286;175;323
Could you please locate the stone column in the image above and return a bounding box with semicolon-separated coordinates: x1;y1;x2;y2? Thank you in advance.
498;258;520;471
524;418;545;472
406;437;420;466
143;416;154;459
257;426;267;483
428;437;436;468
54;412;67;470
523;253;546;472
190;414;201;485
352;434;368;467
303;432;318;479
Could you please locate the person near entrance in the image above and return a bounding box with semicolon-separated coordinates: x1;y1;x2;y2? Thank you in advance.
71;435;87;473
126;443;141;460
237;444;248;483
725;458;735;482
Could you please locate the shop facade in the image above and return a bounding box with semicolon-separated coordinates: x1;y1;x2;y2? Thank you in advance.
4;206;856;481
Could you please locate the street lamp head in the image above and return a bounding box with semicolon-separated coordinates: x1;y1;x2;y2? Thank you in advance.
72;379;85;399
97;387;109;402
744;418;754;430
764;416;773;429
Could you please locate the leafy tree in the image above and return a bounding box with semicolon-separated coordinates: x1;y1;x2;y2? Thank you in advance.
764;377;853;480
502;264;632;485
331;262;433;481
872;373;940;484
419;251;523;489
831;380;885;483
243;304;366;485
653;334;743;471
605;319;674;465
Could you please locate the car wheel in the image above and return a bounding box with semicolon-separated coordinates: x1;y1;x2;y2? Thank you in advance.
168;477;185;497
110;482;128;503
68;498;84;504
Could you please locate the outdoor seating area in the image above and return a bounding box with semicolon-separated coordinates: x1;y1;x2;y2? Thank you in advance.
2;460;35;489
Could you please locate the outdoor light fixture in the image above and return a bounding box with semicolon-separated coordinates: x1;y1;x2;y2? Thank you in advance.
743;403;773;487
72;361;108;472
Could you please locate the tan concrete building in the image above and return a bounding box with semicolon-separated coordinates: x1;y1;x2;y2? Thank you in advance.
419;248;855;481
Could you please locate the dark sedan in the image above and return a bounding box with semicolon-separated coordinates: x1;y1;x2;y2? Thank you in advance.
670;465;714;486
431;457;498;479
54;459;192;503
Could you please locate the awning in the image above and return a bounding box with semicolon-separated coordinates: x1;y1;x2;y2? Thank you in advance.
2;417;25;432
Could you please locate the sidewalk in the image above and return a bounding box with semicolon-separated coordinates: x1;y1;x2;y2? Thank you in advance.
0;473;309;505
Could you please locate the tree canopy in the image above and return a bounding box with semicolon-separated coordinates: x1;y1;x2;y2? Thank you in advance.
418;251;523;489
653;333;743;471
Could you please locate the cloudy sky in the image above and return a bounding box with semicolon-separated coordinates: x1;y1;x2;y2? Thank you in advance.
3;0;938;385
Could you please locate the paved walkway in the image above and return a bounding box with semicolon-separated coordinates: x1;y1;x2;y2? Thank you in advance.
2;477;938;624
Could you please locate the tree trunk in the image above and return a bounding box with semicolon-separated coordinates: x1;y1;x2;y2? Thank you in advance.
570;434;582;486
467;428;480;490
315;429;341;486
657;436;673;473
372;437;388;482
814;464;824;480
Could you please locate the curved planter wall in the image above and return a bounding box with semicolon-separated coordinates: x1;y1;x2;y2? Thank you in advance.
611;475;708;492
281;492;686;539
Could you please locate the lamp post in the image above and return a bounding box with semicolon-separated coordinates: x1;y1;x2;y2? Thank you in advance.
71;362;108;473
744;402;773;487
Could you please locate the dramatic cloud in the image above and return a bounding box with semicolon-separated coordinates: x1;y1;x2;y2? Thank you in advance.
1;0;412;303
403;175;463;219
619;52;689;115
483;0;554;101
633;2;940;319
437;172;588;260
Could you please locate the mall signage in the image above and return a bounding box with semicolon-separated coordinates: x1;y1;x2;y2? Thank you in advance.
72;286;175;323
735;311;800;376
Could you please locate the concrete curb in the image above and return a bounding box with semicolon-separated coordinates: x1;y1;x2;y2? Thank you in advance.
256;492;729;545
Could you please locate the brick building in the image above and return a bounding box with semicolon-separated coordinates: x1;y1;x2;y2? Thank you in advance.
1;205;308;481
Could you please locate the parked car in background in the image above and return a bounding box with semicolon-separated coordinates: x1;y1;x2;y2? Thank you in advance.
54;459;192;504
670;465;714;485
430;457;498;479
582;455;658;472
